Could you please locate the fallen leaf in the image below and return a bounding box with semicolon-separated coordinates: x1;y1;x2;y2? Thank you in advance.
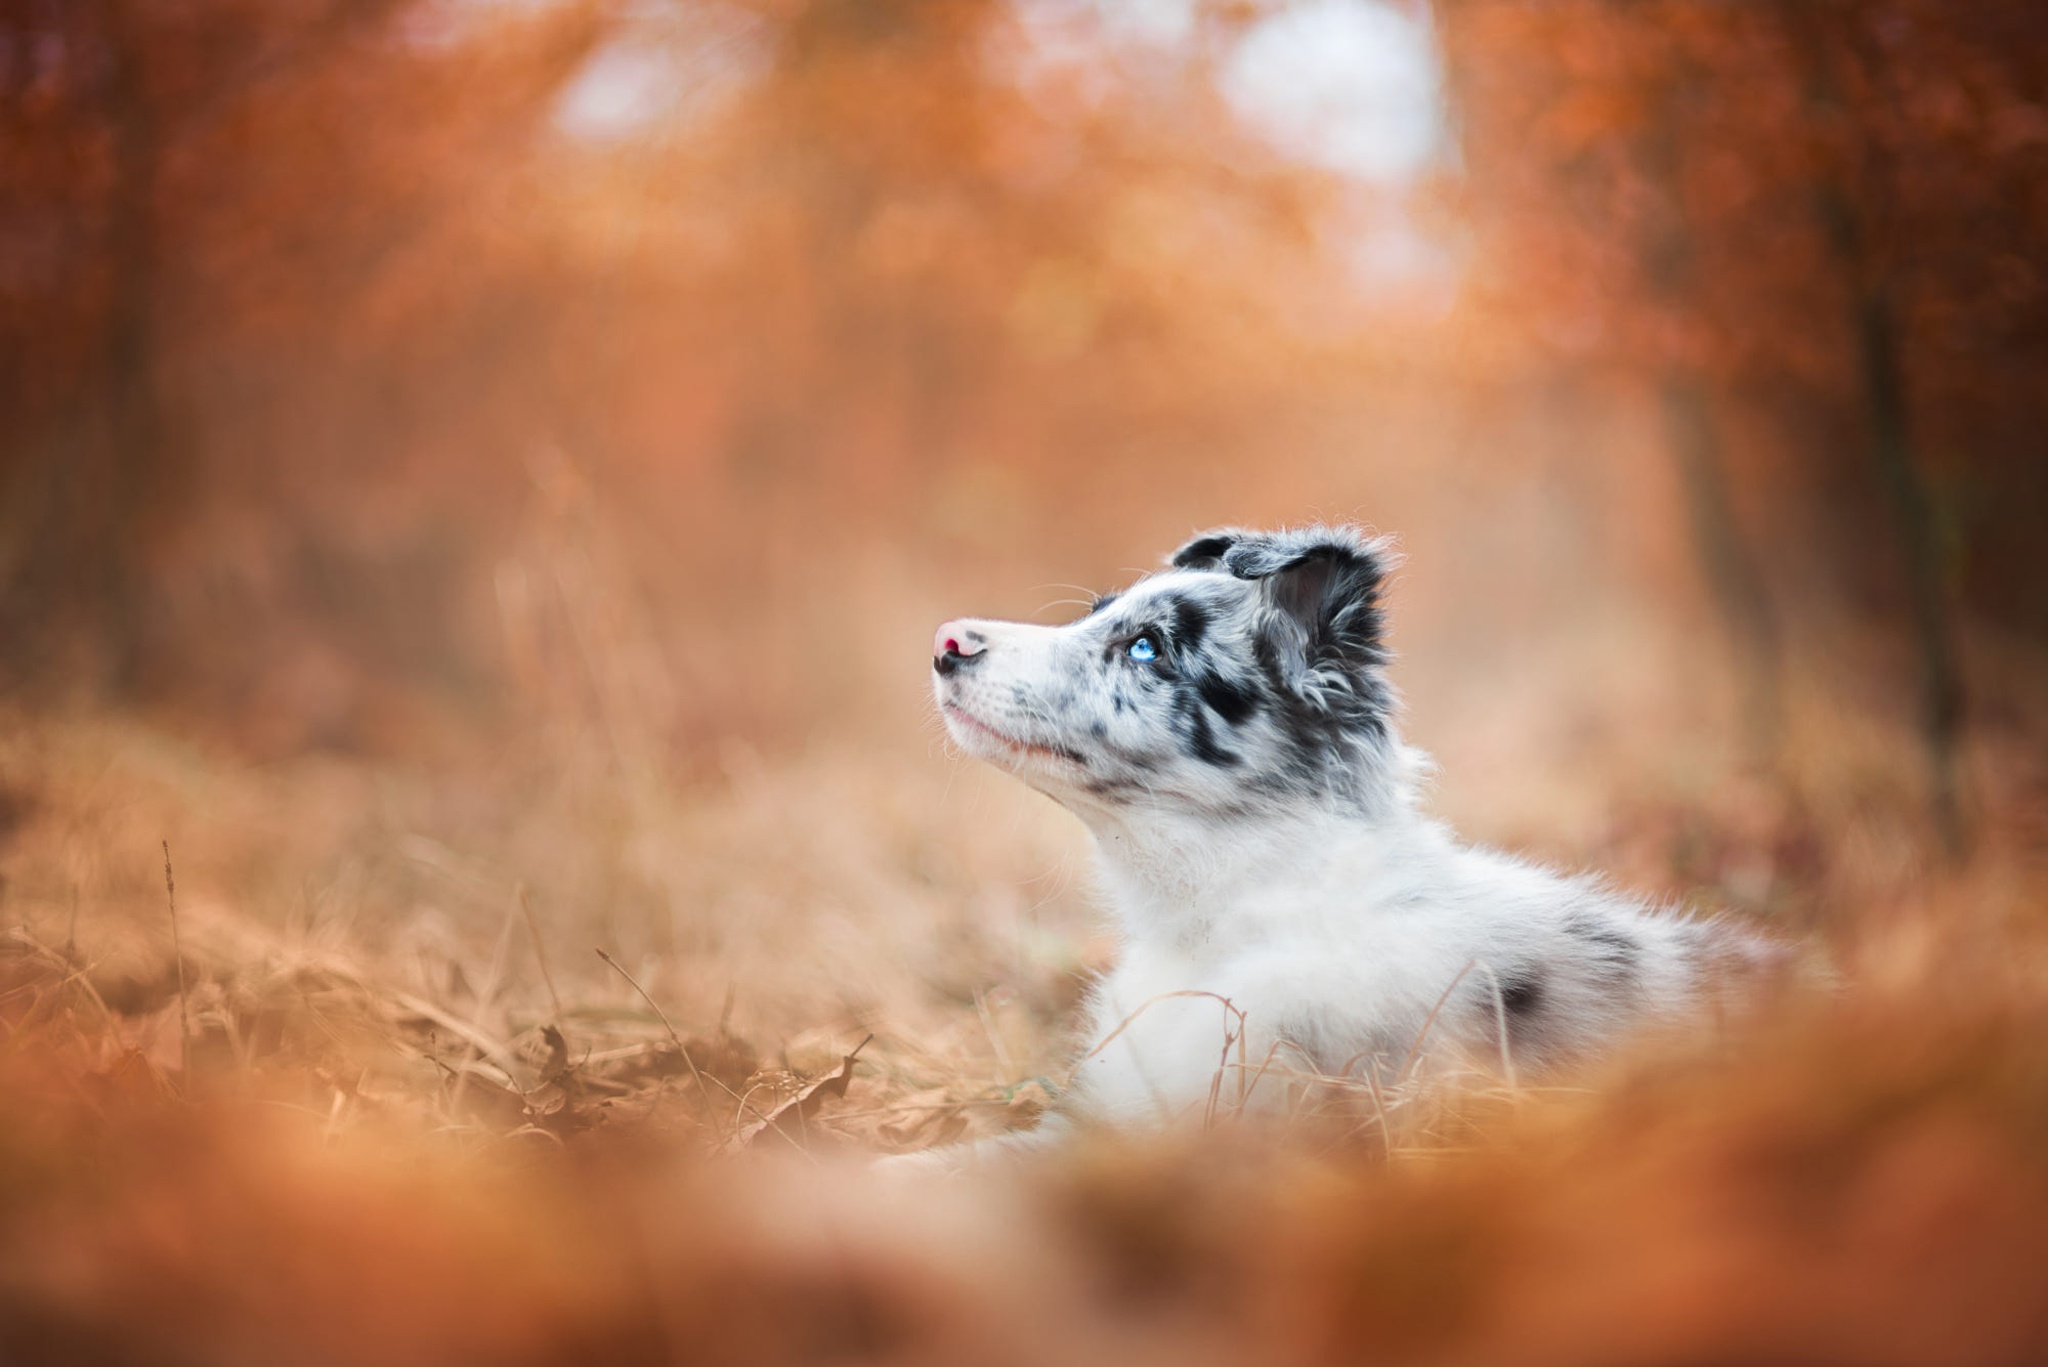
723;1034;872;1153
528;1023;598;1136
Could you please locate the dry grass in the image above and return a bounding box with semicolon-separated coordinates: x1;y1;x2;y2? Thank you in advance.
1;623;2045;1363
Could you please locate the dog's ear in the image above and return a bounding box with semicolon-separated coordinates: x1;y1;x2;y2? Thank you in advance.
1223;527;1392;690
1169;528;1244;571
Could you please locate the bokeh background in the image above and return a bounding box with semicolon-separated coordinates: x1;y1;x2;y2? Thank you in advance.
2;2;2046;1363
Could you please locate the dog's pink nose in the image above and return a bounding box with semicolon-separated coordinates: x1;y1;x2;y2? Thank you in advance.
933;621;986;675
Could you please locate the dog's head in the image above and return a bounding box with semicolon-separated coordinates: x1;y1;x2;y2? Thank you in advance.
931;525;1400;816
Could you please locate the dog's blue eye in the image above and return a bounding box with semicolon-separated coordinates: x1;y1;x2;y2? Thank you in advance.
1127;636;1158;662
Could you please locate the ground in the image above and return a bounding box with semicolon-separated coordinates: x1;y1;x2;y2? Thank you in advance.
1;646;2045;1363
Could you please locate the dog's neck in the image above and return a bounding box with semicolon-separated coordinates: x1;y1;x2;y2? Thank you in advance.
1072;792;1415;953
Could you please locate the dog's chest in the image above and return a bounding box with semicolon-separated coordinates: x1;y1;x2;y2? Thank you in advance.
1067;943;1260;1125
1068;833;1535;1122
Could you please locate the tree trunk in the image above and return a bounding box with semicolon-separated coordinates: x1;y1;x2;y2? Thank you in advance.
1780;1;1967;855
1634;72;1785;767
1854;283;1964;853
1660;376;1783;762
87;0;163;692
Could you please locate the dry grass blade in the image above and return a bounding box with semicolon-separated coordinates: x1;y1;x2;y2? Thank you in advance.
1470;960;1521;1090
594;946;727;1138
444;901;521;1120
161;839;190;1081
1203;996;1248;1129
1079;989;1248;1068
1393;958;1480;1085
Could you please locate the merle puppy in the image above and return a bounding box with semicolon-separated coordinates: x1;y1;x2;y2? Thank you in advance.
918;524;1767;1166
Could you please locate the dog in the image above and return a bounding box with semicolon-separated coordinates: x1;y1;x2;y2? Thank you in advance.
912;524;1773;1167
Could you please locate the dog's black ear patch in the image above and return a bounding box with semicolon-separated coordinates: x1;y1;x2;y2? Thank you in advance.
1222;526;1391;687
1170;529;1244;571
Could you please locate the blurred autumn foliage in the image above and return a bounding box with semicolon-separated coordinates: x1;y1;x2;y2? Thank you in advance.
2;0;1363;751
3;0;2037;773
1442;0;2048;839
3;5;2048;1362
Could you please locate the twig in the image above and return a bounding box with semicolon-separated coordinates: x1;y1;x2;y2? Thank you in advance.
1361;1056;1396;1157
391;992;527;1086
447;899;521;1117
518;885;567;1039
594;947;725;1137
1203;997;1247;1130
1;928;120;1032
1393;958;1479;1085
1077;988;1243;1127
816;1097;1015;1121
1235;1037;1302;1123
1079;989;1247;1065
161;840;190;1079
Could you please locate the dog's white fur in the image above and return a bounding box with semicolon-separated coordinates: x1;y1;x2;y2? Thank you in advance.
905;526;1769;1168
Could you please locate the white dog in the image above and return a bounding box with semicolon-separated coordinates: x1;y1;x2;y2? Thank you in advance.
914;525;1771;1166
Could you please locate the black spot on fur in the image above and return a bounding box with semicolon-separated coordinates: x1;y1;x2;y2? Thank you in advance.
1171;533;1238;570
1172;597;1210;652
1174;696;1240;767
1562;913;1642;988
1478;968;1546;1057
1195;673;1260;726
1251;631;1288;688
1088;593;1120;617
1500;973;1541;1016
1563;915;1641;963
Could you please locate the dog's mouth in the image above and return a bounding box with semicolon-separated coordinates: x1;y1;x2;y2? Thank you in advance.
942;703;1086;767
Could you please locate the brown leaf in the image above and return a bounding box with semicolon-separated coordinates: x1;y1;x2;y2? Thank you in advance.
723;1034;872;1153
528;1024;601;1136
538;1024;572;1086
